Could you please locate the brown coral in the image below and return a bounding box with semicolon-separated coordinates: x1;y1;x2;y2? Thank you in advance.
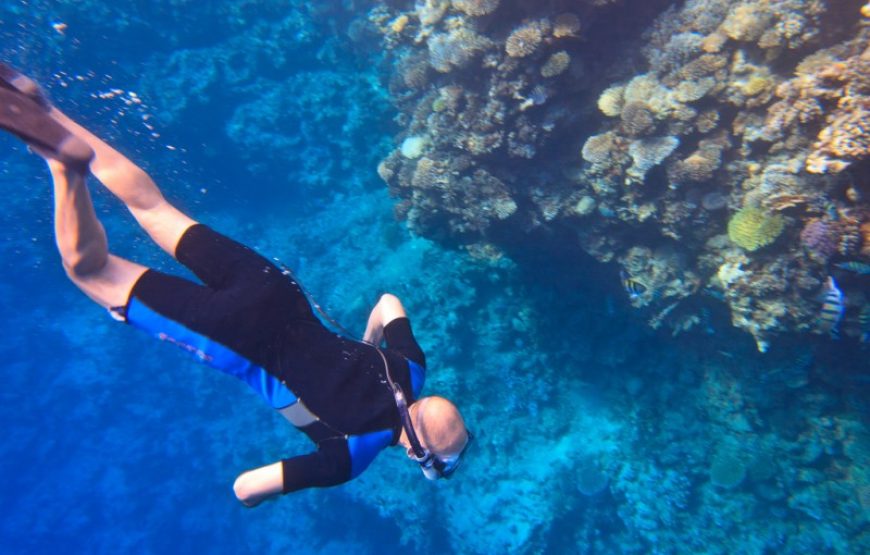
553;13;581;38
411;157;449;189
505;21;548;58
669;148;721;183
541;51;570;78
398;54;431;90
620;101;655;137
581;132;620;167
720;3;772;42
451;0;500;17
680;54;727;80
807;99;870;174
696;109;720;133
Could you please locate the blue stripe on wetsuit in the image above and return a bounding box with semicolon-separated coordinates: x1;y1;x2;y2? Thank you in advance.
408;360;425;398
126;296;297;409
347;429;394;478
128;297;424;480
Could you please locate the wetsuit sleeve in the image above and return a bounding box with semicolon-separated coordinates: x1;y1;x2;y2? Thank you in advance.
281;438;352;493
383;317;426;368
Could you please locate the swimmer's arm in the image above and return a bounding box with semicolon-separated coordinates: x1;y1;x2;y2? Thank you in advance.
234;444;352;504
363;293;407;345
232;462;283;507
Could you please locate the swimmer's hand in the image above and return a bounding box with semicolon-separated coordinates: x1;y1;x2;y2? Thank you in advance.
363;294;407;346
233;462;283;507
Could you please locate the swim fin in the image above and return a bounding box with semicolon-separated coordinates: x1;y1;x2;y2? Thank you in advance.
0;63;92;170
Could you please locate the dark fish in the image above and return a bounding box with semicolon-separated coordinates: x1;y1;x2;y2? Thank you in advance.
620;270;648;299
819;276;844;338
835;261;870;275
860;305;870;343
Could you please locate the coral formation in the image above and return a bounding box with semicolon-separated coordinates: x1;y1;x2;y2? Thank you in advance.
540;51;571;78
428;28;493;73
372;0;870;350
728;206;786;252
505;20;548;58
451;0;500;17
553;13;581;38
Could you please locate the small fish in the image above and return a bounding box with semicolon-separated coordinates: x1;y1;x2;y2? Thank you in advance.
860;305;870;343
620;270;648;300
819;276;844;338
835;261;870;275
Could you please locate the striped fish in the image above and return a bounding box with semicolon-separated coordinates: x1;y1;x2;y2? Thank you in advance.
860;305;870;343
819;276;844;338
620;270;648;300
835;261;870;275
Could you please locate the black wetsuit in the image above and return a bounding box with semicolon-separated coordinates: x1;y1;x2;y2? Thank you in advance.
120;224;426;492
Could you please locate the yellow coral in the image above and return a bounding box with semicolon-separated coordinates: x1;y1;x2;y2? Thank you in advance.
597;84;625;117
390;15;409;34
743;75;773;96
701;32;727;53
727;206;785;251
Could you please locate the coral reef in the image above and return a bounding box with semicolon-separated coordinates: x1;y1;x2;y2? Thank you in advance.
372;0;870;350
4;2;870;555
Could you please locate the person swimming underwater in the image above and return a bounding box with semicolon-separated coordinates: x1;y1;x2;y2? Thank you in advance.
0;63;471;506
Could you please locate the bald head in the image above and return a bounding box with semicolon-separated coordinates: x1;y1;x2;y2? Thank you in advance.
413;396;468;456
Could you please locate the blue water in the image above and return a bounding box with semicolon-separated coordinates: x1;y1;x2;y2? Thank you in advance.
2;1;869;554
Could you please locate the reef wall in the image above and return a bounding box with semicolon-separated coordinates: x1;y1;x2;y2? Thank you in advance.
368;0;870;351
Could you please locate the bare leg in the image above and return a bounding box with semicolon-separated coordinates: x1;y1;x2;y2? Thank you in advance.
47;158;147;308
50;108;197;258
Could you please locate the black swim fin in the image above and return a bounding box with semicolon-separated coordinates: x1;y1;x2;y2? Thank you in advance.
0;63;92;170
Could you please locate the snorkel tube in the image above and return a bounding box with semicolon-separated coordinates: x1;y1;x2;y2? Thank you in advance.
372;347;440;479
276;266;446;479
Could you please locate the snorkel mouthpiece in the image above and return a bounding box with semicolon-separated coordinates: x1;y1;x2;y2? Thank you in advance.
420;459;441;480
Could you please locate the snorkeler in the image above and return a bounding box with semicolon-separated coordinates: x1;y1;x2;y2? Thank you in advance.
0;63;471;506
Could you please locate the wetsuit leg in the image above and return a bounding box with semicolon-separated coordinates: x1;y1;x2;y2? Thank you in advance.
174;224;316;322
120;225;313;406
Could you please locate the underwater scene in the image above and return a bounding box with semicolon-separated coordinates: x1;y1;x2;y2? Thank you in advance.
1;0;869;553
